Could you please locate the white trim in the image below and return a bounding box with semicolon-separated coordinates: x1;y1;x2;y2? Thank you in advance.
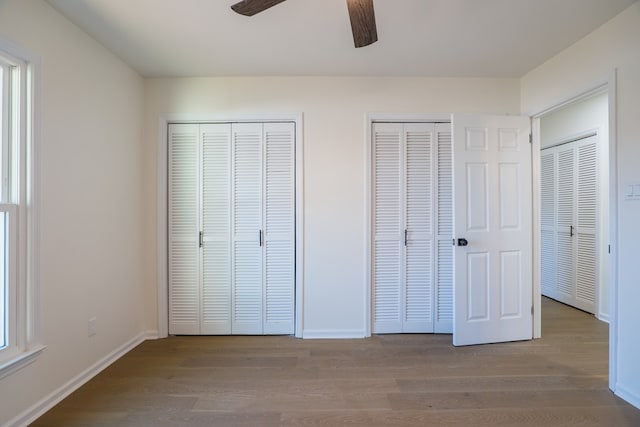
597;312;610;324
156;113;304;338
0;344;45;381
607;70;618;393
528;70;618;393
527;77;609;119
302;329;366;339
531;117;542;339
294;115;304;338
156;117;168;338
542;129;599;150
614;383;640;411
367;112;451;123
364;115;372;337
6;333;145;427
0;37;42;375
144;330;160;340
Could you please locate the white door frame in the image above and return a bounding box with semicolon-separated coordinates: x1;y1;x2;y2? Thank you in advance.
156;113;304;338
529;71;617;391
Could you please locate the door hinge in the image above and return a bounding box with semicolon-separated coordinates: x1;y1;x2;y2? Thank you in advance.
199;231;203;248
608;244;611;254
531;305;534;316
529;133;533;144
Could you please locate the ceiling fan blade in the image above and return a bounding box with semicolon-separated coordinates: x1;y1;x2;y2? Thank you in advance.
346;0;378;48
231;0;287;16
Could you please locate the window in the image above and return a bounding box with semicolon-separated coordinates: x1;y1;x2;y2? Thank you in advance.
0;43;42;377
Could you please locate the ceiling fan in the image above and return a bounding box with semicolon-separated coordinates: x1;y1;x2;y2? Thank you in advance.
231;0;378;48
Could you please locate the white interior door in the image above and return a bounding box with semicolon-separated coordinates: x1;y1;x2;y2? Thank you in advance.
452;114;533;346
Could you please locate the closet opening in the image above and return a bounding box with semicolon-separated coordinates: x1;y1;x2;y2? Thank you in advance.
156;115;304;339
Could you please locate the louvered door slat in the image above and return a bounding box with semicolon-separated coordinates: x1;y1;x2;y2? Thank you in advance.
168;124;200;334
404;123;434;332
232;123;263;334
263;122;295;334
434;124;453;333
201;124;232;334
372;123;403;333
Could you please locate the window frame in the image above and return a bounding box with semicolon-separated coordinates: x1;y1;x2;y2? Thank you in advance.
0;40;43;379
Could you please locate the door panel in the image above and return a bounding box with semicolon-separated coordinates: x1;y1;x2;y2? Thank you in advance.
575;139;597;311
372;123;404;333
404;124;434;332
168;124;200;335
435;125;454;332
263;122;296;334
232;123;264;334
201;124;232;334
453;114;532;346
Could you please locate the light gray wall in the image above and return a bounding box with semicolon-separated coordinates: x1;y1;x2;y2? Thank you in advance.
0;1;145;424
522;1;640;408
142;76;521;337
2;0;639;424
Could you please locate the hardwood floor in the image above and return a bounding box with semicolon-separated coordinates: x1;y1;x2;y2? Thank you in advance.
31;298;640;426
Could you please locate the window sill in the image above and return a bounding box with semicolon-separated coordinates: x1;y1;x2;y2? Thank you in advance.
0;345;46;380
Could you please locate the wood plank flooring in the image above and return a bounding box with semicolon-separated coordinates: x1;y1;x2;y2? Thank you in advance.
31;298;640;426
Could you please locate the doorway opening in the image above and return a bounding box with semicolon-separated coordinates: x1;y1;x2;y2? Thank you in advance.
535;86;613;387
539;91;610;320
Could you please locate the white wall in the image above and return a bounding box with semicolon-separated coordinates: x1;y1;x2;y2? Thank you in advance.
0;1;145;425
539;93;610;321
143;77;521;337
521;1;640;408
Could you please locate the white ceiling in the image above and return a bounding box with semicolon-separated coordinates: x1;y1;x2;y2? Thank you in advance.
46;0;636;78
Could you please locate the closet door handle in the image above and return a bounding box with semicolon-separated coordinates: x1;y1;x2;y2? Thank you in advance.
404;229;408;246
199;231;203;248
259;230;263;247
570;225;574;237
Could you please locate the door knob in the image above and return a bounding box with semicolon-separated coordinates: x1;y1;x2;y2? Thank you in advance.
457;238;469;247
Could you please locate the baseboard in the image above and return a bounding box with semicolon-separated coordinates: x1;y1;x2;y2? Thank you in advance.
144;329;160;340
615;382;640;410
597;312;610;323
8;332;147;427
302;329;366;339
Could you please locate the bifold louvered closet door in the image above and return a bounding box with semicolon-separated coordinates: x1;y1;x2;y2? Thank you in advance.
372;122;453;334
540;135;598;314
169;122;295;335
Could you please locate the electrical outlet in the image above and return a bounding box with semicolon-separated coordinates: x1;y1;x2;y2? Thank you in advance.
88;317;97;337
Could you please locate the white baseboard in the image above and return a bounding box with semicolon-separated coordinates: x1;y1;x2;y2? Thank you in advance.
302;329;366;339
8;332;147;427
615;382;640;410
144;330;160;340
597;312;610;323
